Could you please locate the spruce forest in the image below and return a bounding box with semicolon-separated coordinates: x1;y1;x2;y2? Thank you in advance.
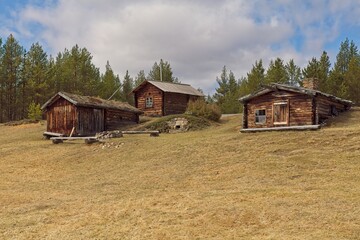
0;34;359;123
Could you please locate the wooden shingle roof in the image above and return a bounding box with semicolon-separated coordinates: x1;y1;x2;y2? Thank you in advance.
132;80;204;97
41;92;143;113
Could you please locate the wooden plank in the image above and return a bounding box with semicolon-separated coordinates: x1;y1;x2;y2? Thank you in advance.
69;127;75;137
84;138;99;144
240;125;321;133
50;136;98;140
121;131;160;134
50;136;99;144
44;131;64;137
43;132;64;139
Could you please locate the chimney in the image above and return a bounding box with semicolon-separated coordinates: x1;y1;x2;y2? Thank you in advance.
302;78;319;90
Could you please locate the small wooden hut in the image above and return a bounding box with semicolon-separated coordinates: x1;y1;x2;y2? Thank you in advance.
41;92;143;136
132;80;204;116
239;80;353;132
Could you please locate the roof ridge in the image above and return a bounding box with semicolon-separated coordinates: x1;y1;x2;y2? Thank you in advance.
147;80;190;86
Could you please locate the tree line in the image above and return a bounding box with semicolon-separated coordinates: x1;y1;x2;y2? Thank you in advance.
214;38;360;113
1;33;359;122
0;34;177;123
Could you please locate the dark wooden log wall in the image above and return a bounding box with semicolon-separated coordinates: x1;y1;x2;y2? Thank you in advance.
77;107;104;136
315;95;349;123
245;90;314;128
134;83;163;116
105;109;139;130
46;98;77;136
163;92;189;115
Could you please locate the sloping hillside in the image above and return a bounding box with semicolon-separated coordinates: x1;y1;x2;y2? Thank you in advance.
1;109;360;239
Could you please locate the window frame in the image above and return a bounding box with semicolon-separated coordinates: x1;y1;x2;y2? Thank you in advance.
145;96;153;108
255;109;266;124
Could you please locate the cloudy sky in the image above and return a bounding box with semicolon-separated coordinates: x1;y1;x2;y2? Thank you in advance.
1;0;360;94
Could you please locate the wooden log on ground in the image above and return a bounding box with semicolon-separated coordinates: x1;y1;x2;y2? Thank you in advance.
240;125;321;133
50;136;99;144
84;138;99;144
122;130;160;137
51;136;98;140
43;132;64;139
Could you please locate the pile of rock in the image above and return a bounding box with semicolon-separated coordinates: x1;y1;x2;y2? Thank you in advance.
95;130;123;139
167;117;189;133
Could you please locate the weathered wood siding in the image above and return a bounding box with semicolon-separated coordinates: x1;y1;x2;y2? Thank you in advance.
163;92;189;115
46;98;77;136
246;94;273;128
77;107;105;136
245;90;314;128
105;109;139;130
134;83;163;116
288;94;313;126
315;95;349;123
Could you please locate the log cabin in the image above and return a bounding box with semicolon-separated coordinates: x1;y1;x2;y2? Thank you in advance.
41;92;143;136
239;79;353;132
132;80;204;116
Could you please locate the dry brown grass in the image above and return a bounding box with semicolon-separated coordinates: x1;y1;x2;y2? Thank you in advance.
1;109;360;239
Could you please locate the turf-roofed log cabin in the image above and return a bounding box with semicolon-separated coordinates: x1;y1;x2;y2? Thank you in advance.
239;79;353;132
132;80;204;116
41;92;143;136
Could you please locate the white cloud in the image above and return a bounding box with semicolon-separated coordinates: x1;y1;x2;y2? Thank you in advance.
7;0;360;94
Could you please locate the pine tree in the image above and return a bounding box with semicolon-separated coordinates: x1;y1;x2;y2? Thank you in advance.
328;39;359;98
265;58;287;84
318;51;331;92
122;70;134;105
213;66;229;108
246;59;265;93
302;57;320;80
213;66;240;113
0;34;25;121
222;70;241;113
148;59;178;83
27;101;42;120
48;45;100;96
25;42;49;106
135;70;146;87
345;56;360;104
285;59;302;86
100;61;121;100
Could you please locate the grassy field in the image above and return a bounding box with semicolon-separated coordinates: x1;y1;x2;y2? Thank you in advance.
1;109;360;239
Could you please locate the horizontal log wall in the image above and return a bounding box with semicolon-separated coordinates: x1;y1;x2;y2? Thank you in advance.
315;95;348;122
246;96;273;128
135;83;163;116
288;95;313;126
164;93;191;115
105;109;139;130
246;90;313;128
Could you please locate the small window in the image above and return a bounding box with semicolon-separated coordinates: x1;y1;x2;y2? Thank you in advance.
146;97;153;108
255;109;266;124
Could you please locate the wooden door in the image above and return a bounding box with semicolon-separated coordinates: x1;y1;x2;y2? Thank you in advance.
273;102;288;125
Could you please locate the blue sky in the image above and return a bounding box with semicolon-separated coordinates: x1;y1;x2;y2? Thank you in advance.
1;0;360;94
